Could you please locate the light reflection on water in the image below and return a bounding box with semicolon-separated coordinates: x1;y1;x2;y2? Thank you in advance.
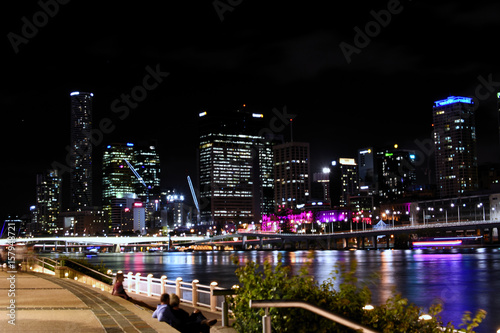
53;249;500;333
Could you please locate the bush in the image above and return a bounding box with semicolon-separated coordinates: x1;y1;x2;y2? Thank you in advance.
229;254;486;333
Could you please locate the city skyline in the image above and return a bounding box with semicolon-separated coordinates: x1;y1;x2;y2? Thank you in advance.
3;1;500;219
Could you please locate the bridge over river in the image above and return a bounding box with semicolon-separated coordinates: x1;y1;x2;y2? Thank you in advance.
2;220;500;251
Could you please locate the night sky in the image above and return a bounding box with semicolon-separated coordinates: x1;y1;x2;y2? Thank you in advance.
2;0;500;219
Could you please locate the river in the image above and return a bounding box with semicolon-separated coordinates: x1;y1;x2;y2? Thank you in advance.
51;248;500;332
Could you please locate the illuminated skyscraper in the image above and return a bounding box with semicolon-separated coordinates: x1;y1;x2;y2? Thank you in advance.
36;169;62;233
135;143;161;201
102;142;161;231
376;146;416;201
102;143;137;206
330;158;358;208
433;96;478;197
273;142;310;211
358;148;376;194
198;108;275;229
70;91;93;209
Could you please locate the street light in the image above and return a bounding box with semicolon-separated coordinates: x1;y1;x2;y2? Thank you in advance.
451;203;460;223
439;208;448;223
478;203;485;221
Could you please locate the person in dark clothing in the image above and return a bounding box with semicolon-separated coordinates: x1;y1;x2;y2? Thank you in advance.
169;293;216;333
111;272;155;311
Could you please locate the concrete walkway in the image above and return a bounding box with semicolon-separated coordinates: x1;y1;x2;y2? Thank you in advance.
0;270;237;333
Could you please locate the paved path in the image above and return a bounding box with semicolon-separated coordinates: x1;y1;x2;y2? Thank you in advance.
0;270;236;333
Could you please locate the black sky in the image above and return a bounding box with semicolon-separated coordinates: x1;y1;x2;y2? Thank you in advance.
2;0;500;219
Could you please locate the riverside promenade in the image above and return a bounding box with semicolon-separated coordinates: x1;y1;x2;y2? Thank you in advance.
0;270;236;333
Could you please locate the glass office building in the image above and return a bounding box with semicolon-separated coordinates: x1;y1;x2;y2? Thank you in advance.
198;108;275;229
433;96;478;197
70;91;94;209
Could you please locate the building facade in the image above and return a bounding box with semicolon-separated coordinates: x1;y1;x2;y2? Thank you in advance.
69;91;94;209
330;158;358;208
198;108;275;228
273;142;310;212
376;146;416;201
35;169;62;233
102;143;137;207
433;96;478;197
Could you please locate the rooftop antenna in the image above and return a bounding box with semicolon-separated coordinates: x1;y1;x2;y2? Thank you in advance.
290;117;294;143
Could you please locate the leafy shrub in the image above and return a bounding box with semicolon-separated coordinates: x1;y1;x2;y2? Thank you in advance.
229;253;486;333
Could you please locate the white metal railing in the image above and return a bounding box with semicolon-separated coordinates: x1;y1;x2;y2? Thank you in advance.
250;300;378;333
123;272;226;312
28;256;59;274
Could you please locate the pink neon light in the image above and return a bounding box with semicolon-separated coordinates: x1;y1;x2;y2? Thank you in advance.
413;240;462;247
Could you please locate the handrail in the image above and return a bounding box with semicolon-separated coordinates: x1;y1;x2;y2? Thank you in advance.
250;300;379;333
64;259;113;284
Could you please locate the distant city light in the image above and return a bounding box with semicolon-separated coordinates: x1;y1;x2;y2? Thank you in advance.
252;113;264;118
70;91;79;96
322;167;330;173
434;96;472;107
199;111;207;117
126;143;134;147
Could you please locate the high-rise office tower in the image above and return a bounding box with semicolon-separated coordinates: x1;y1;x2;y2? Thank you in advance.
433;96;478;197
198;108;275;229
36;169;62;233
312;169;331;203
273;142;310;211
376;146;416;201
102;142;162;231
102;143;137;206
330;158;358;208
135;143;161;201
358;148;376;194
70;91;94;209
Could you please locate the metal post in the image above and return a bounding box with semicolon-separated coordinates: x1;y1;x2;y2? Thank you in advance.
262;307;272;333
192;280;199;307
160;275;167;295
222;299;229;327
210;282;218;312
135;273;141;294
147;274;153;297
127;272;133;292
176;277;183;299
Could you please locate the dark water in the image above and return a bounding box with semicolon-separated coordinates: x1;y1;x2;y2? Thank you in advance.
56;249;500;332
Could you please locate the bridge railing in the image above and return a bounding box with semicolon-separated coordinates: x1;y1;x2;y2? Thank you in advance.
243;220;499;237
123;272;227;311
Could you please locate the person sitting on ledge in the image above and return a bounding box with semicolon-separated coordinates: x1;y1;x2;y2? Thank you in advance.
111;272;155;311
168;293;217;333
152;293;175;325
